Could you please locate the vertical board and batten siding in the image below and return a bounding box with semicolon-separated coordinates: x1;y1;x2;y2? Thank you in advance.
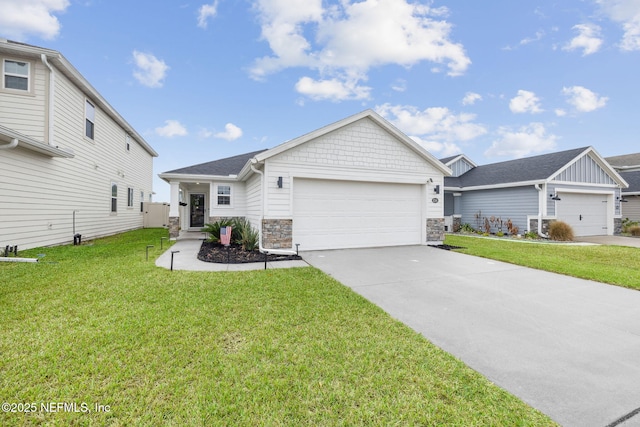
0;56;47;141
460;187;538;233
552;154;617;185
449;158;475;177
0;59;154;250
264;117;443;219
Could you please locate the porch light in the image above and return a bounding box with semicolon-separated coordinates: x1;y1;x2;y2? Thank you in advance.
550;193;561;201
433;185;440;194
277;176;283;188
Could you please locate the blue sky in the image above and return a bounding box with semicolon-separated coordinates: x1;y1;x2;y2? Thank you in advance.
3;0;640;202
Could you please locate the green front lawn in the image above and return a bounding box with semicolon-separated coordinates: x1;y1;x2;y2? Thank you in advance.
1;229;553;426
445;234;640;290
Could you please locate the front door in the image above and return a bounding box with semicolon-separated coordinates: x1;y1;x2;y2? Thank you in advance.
190;193;205;228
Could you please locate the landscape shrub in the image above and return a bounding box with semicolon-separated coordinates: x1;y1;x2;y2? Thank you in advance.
460;223;475;233
232;218;260;251
548;221;574;241
622;218;640;233
202;219;231;243
524;231;539;239
630;225;640;237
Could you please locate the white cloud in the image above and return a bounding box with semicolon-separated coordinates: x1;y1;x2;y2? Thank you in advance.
132;51;169;88
214;123;243;141
563;23;603;55
520;30;545;45
0;0;69;40
376;103;487;155
462;92;482;106
155;120;188;138
197;1;219;29
555;108;567;117
391;78;407;92
295;76;371;101
251;0;470;101
595;0;640;50
485;123;558;158
509;90;543;114
562;85;608;112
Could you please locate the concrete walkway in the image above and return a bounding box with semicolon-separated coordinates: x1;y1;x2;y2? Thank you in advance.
155;232;308;271
305;245;640;427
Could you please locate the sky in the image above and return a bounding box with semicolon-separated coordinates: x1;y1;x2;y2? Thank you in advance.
2;0;640;202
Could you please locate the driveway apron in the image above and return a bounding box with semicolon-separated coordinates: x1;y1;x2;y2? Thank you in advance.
304;246;640;427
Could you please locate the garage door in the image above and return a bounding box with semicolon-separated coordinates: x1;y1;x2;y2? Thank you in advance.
293;178;422;250
556;192;610;236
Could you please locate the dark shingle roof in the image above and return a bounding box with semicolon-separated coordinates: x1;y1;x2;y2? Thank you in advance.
164;149;268;176
445;147;589;188
439;155;460;164
606;153;640;168
620;171;640;193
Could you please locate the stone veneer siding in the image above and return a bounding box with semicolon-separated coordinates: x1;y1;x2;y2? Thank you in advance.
262;219;293;249
614;217;622;235
169;216;180;239
427;218;445;242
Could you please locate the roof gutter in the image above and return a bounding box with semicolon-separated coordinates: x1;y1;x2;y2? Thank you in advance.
0;138;18;150
40;54;55;146
250;159;297;256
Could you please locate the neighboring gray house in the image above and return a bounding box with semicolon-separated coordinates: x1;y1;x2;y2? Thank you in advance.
159;110;451;251
0;40;158;250
443;147;628;237
606;153;640;222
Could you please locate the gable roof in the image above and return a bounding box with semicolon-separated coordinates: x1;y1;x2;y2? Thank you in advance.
439;154;477;168
249;109;451;176
620;171;640;194
606;153;640;170
445;146;627;189
163;149;267;177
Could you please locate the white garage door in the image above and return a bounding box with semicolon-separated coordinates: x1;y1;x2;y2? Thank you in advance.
293;178;422;250
556;192;610;236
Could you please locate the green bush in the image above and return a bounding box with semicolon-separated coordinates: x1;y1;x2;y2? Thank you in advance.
460;223;475;233
630;225;640;237
232;218;260;251
202;219;232;243
548;221;574;241
622;218;640;233
524;231;539;239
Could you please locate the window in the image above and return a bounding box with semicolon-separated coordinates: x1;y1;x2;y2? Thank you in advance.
217;185;231;205
125;134;131;152
3;59;29;91
140;191;144;212
111;182;118;213
85;100;95;139
128;187;134;208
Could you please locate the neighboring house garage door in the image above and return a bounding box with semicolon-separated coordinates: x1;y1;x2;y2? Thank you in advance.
293;178;422;250
556;192;610;236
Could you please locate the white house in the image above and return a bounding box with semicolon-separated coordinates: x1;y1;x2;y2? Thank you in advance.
0;39;158;250
159;110;451;251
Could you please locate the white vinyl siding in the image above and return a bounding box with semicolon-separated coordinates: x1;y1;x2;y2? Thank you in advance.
264;117;443;220
0;56;46;141
0;60;154;250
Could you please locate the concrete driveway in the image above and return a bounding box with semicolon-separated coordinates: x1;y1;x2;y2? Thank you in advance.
304;246;640;427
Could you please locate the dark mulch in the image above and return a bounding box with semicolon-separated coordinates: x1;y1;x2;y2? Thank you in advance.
197;240;302;264
432;244;464;251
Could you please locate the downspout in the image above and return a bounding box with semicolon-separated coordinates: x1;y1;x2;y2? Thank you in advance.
0;138;18;150
534;184;548;238
40;54;55;147
250;159;297;256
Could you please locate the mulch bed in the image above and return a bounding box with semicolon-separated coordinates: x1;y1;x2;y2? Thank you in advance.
197;240;303;264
